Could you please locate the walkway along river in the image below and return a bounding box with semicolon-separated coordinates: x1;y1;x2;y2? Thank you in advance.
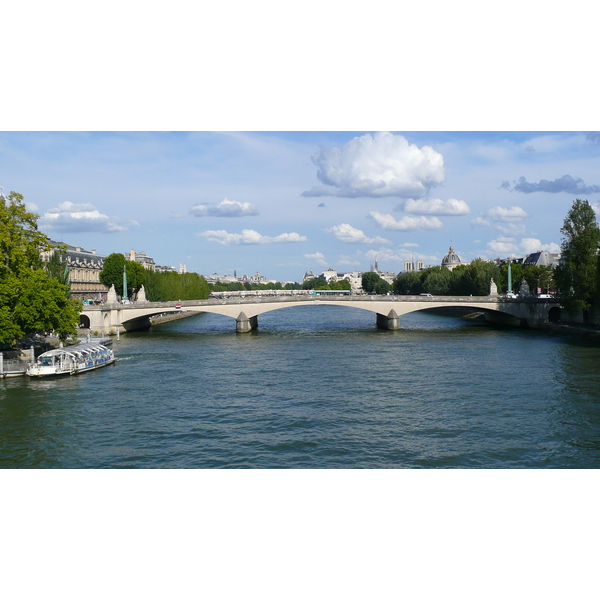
1;306;599;468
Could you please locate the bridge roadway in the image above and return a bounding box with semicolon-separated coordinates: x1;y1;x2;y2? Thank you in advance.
80;294;561;334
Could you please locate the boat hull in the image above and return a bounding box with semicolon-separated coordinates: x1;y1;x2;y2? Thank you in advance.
27;357;117;378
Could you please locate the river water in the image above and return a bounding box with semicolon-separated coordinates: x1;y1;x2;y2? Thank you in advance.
1;306;600;468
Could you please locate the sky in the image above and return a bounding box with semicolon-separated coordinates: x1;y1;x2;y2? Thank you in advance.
2;130;600;282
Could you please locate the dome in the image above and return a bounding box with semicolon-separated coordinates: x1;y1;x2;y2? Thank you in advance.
442;245;462;270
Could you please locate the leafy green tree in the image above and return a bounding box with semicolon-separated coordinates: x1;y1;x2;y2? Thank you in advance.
0;191;80;345
393;271;422;295
374;280;390;295
44;246;70;291
0;191;49;277
126;260;146;297
145;271;209;301
554;199;600;323
422;268;454;295
99;253;126;295
362;271;382;294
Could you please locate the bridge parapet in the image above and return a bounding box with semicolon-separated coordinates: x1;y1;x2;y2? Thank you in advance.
80;294;561;334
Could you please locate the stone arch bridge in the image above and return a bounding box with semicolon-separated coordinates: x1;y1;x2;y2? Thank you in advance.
80;295;561;335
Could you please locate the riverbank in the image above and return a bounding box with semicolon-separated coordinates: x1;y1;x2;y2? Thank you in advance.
540;322;600;342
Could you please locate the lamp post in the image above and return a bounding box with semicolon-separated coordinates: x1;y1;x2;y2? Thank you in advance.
507;258;512;294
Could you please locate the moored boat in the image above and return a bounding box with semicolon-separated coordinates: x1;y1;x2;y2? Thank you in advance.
26;342;116;378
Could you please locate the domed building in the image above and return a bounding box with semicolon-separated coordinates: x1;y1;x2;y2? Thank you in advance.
442;245;463;271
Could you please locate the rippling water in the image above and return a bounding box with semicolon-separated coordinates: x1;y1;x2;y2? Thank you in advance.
1;306;600;468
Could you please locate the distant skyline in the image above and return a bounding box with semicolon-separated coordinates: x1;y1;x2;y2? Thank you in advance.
2;131;600;282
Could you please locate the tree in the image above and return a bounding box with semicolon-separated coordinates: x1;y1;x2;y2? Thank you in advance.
0;191;49;277
554;199;600;323
44;246;70;291
374;280;390;295
362;271;382;294
0;191;80;345
393;271;422;295
99;254;145;298
99;253;126;295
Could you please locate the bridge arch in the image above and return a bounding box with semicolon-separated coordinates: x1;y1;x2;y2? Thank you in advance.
81;296;559;334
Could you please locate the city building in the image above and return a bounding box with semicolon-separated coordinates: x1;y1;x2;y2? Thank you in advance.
42;241;108;302
522;250;560;268
125;249;156;271
441;245;463;271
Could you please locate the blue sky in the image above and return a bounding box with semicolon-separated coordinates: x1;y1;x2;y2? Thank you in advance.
2;130;600;282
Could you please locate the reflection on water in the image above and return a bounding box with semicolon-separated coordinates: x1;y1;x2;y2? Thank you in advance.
1;306;600;468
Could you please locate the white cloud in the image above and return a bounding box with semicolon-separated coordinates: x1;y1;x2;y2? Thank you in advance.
485;206;528;222
486;236;519;256
364;248;438;265
403;198;470;216
471;215;526;236
304;252;327;266
199;229;306;245
191;198;259;217
40;201;138;233
369;211;443;231
302;132;445;198
326;223;391;245
471;217;491;228
520;238;561;255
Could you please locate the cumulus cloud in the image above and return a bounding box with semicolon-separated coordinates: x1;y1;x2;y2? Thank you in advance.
191;198;259;217
471;215;526;236
485;206;528;222
369;211;443;231
486;236;519;256
364;248;437;265
199;229;306;245
40;201;138;233
302;131;445;198
520;238;561;255
507;175;600;195
304;252;327;266
326;223;391;245
486;236;560;257
403;198;470;216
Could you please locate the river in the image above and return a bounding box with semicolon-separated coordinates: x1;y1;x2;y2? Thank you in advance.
1;306;600;468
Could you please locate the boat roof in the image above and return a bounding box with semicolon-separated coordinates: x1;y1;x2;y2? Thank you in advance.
37;342;111;359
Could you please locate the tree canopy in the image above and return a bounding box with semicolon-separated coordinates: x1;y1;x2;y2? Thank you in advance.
144;271;210;301
554;199;600;322
99;253;145;298
393;261;500;296
0;191;80;345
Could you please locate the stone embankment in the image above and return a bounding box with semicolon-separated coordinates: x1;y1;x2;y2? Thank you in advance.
540;322;600;342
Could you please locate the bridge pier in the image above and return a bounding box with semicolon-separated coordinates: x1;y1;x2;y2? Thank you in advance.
236;312;258;333
376;310;400;330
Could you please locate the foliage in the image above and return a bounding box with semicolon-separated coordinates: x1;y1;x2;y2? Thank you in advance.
393;261;500;296
374;280;391;295
144;271;210;301
0;191;80;345
44;246;70;291
0;191;49;277
99;253;126;295
99;254;146;298
554;199;600;322
362;271;382;293
393;270;423;295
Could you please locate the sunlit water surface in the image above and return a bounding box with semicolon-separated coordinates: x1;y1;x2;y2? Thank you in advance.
2;306;600;468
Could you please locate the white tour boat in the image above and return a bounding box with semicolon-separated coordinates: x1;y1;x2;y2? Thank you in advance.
26;342;116;378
